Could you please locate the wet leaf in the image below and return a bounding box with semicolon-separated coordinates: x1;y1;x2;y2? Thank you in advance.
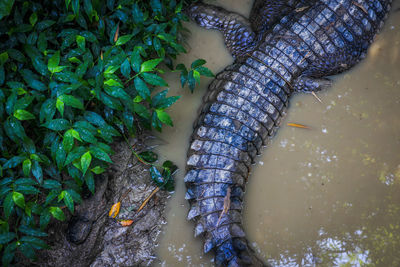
48;51;60;73
14;109;35;120
138;151;158;163
12;191;25;209
80;151;91;175
49;207;65;221
109;202;121;218
140;58;163;73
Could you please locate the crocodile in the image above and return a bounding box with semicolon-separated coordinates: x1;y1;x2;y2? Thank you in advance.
184;0;392;266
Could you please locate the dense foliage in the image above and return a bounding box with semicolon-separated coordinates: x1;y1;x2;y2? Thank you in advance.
0;0;212;264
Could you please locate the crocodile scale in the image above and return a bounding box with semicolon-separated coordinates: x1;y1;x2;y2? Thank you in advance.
184;0;392;266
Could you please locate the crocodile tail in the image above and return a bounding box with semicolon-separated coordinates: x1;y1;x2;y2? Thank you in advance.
185;168;267;266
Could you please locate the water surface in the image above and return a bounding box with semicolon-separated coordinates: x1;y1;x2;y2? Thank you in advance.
154;1;400;266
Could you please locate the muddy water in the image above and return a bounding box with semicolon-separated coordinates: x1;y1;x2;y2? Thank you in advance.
154;1;400;266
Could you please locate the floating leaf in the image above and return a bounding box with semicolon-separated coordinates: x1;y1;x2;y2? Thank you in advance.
287;123;310;129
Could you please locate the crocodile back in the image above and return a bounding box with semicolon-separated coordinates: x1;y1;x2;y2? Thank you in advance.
185;0;392;266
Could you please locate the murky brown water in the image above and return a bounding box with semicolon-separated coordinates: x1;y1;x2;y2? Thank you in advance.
153;1;400;266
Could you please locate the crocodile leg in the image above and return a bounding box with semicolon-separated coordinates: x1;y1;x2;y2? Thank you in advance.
186;2;257;59
293;45;365;93
249;0;309;34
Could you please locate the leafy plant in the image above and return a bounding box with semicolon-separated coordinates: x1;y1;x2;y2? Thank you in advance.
176;59;214;92
0;0;213;265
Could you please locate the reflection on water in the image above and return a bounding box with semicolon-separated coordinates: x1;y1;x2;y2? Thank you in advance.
154;1;400;266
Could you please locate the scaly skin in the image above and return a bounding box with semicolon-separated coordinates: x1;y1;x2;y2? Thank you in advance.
185;0;392;266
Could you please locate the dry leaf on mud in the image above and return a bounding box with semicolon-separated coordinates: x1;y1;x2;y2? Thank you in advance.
287;123;310;129
119;220;134;226
109;202;121;218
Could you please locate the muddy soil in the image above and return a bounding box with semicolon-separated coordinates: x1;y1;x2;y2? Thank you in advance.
19;137;169;267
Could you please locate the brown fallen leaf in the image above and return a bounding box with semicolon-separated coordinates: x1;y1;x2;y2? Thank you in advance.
216;187;231;227
119;219;134;227
287;123;310;129
100;51;103;60
109;202;121;218
114;23;119;43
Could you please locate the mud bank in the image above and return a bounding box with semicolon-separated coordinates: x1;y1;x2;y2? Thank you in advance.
19;138;169;267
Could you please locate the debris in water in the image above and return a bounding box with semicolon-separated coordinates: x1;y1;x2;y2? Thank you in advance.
287;123;310;129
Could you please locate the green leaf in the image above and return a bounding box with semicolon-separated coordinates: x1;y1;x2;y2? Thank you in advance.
81;151;92;175
43;119;71;131
49;207;65;221
18;225;47;237
32;160;43;184
134;77;150;99
0;0;14;20
3;192;14;219
149;166;163;186
58;95;84;110
63;129;74;152
29;12;38;26
23;159;32;176
120;58;131;78
138;151;158;163
115;34;133;46
56;98;64;116
141;73;167;86
42;180;61;190
89;146;112;163
156;109;173;126
18;243;35;259
0;52;8;66
140;58;163;73
191;59;206;69
131;48;141;73
0;232;16;245
196;66;214;77
39;99;56;123
48;51;60;73
76;35;85;50
133;103;150;119
2;241;17;265
13;109;35;120
91;166;105;174
104;79;122;87
63;191;74;213
84;171;94;194
12;191;25;209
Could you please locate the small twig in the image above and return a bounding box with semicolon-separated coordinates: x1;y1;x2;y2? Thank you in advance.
311;91;322;103
136;187;160;215
119;188;132;202
216;187;231;227
353;1;368;14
